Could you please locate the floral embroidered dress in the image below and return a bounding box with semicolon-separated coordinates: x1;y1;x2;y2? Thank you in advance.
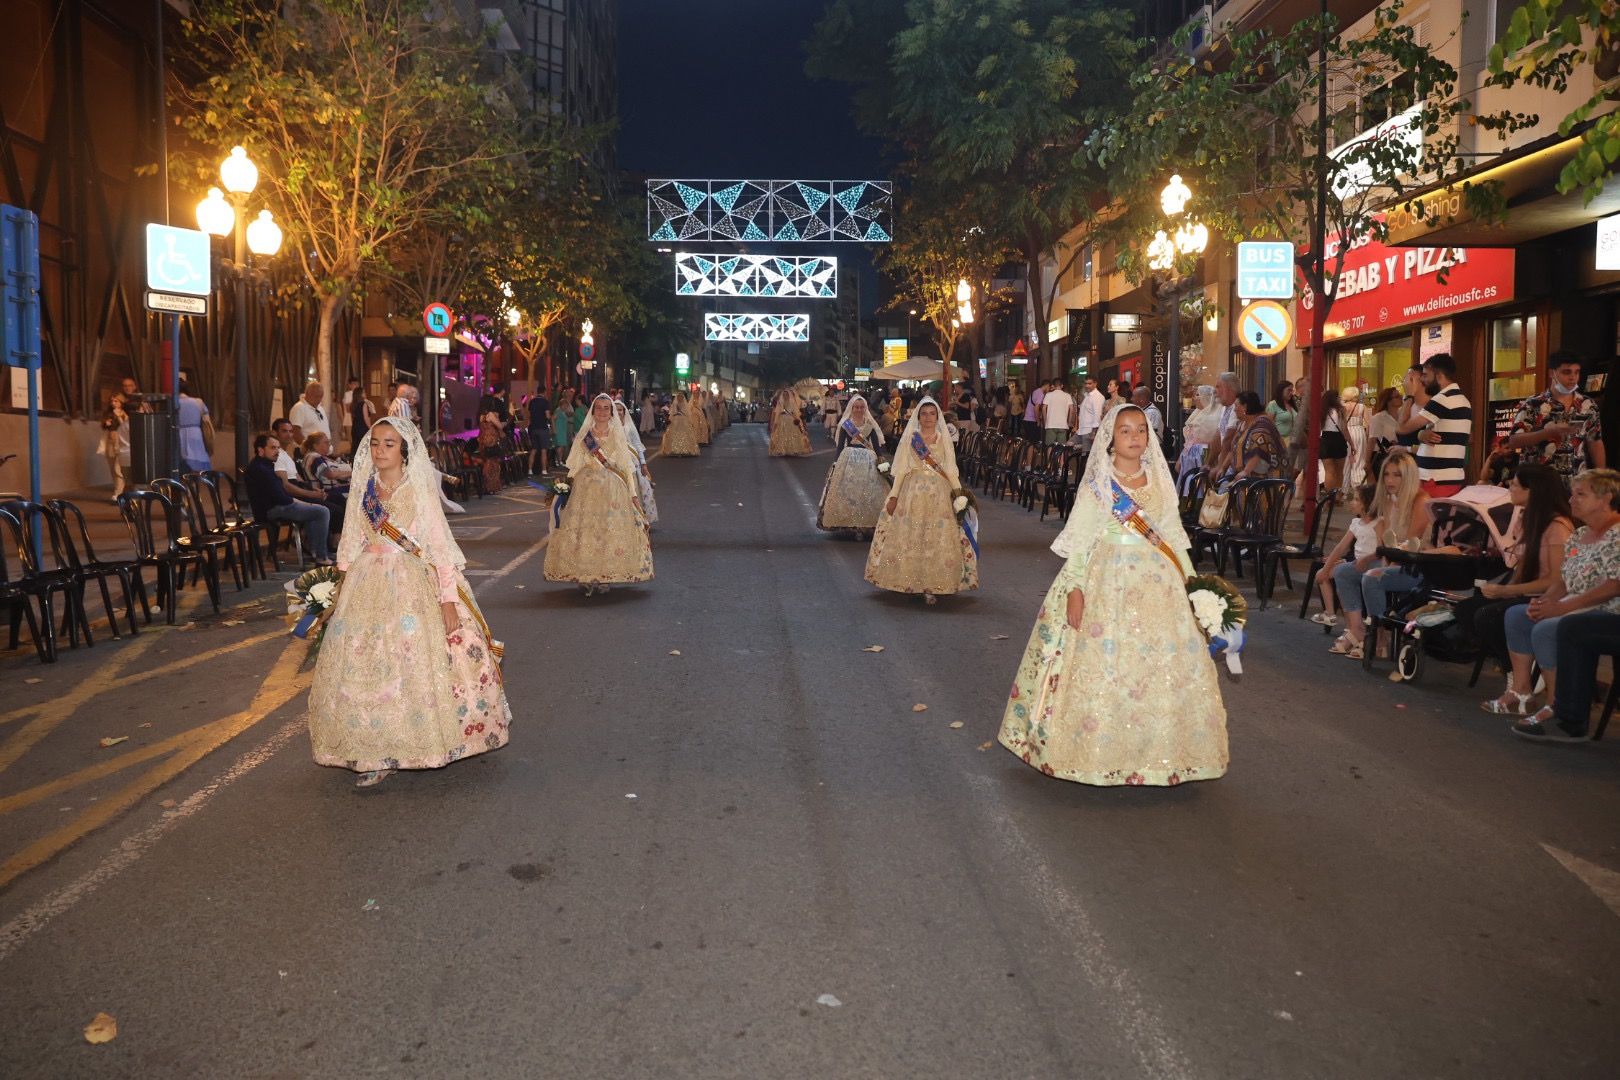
767;395;812;457
692;394;713;446
818;399;888;532
662;396;700;457
998;405;1227;786
863;404;978;595
310;465;510;773
543;415;654;585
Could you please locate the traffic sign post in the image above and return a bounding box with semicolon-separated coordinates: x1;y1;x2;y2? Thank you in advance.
145;224;211;296
1238;300;1293;357
423;302;453;336
2;205;43;545
1236;241;1295;300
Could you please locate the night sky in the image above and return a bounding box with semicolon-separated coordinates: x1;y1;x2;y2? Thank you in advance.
616;0;885;315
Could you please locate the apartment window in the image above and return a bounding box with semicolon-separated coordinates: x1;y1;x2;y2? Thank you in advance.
1492;0;1578;45
1082;244;1093;283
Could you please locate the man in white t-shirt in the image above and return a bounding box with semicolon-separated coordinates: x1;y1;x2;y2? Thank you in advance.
289;382;332;443
1075;376;1105;447
1040;380;1077;445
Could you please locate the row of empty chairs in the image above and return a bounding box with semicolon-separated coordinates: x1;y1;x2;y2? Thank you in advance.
956;430;1087;521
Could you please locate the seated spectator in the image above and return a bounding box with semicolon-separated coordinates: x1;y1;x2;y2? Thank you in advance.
1218;390;1285;482
1328;450;1431;660
303;431;351;495
272;417;345;538
1469;465;1573;713
1507;468;1620;740
1312;484;1379;627
245;433;334;566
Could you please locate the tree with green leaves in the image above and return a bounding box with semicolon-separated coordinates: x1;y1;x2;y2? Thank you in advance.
1087;2;1534;524
178;0;534;393
877;182;1017;387
809;0;1136;380
1488;0;1620;201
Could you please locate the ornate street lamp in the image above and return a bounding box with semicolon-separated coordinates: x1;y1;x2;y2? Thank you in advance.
1148;174;1208;450
197;146;280;471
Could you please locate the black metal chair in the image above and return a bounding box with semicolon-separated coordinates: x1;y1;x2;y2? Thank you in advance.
1041;448;1085;521
191;471;265;580
2;499;94;652
1217;477;1293;584
1190;478;1255;568
155;478;244;596
118;489;220;623
48;498;146;636
0;504;52;662
1273;490;1344;618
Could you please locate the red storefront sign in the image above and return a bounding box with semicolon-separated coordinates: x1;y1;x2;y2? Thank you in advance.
1296;231;1515;346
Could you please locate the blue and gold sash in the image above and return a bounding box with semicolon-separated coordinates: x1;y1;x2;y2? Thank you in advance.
1105;478;1184;573
362;478;504;670
910;432;979;556
840;418;868;447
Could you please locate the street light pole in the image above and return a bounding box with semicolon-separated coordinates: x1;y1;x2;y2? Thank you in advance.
230;194;250;471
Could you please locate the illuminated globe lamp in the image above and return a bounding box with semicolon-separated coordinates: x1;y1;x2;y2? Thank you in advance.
245;209;283;257
220;145;259;196
195;187;234;237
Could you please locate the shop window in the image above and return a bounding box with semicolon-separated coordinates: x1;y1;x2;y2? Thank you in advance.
1332;335;1412;395
1489;314;1538;400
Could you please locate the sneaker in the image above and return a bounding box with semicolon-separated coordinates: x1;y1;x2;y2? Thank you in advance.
1510;711;1588;743
1310;612;1338;626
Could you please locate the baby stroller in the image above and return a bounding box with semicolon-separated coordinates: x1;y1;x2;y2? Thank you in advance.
1364;486;1519;683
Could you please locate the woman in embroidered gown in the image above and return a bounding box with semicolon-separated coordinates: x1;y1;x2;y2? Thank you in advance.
544;394;654;594
864;396;979;604
614;398;659;526
998;405;1228;787
692;388;713;446
661;392;700;457
818;394;888;535
309;416;510;788
767;390;812;457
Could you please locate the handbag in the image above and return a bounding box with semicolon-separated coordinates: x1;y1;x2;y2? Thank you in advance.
1198;489;1231;528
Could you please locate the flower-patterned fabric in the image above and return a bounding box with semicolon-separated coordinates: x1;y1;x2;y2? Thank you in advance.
1501;389;1604;480
863;467;978;595
310;482;510;772
1562;524;1620;614
768;419;812;457
817;446;887;530
543;459;654;584
998;482;1227;786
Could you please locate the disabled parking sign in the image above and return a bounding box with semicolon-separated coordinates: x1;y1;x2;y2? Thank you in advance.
145;224;211;297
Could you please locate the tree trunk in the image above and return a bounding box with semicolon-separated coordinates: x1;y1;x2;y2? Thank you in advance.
1023;242;1051;381
315;286;352;400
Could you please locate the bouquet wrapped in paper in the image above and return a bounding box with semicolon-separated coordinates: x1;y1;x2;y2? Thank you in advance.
1186;573;1247;678
284;566;344;648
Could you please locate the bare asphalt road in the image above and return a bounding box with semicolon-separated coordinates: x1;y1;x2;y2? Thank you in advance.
1;420;1618;1079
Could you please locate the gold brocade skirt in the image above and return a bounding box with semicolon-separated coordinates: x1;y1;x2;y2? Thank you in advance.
863;470;978;595
997;538;1228;786
817;447;887;530
768;421;812;457
694;407;712;445
543;466;654;584
662;415;700;457
309;549;510;772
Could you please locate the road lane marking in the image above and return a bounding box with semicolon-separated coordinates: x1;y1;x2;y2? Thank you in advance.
0;629;284;730
964;775;1194;1078
0;713;307;963
0;493;549;940
0;638;312;892
1544;843;1620;920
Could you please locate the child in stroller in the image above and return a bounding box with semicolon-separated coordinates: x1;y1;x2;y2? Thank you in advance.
1364;485;1518;682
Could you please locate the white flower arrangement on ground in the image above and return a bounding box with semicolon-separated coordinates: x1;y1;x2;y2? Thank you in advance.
1186;573;1247;679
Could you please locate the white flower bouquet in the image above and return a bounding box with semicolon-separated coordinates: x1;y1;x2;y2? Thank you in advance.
284;565;344;647
875;460;894;487
1186;573;1247;679
951;487;978;523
